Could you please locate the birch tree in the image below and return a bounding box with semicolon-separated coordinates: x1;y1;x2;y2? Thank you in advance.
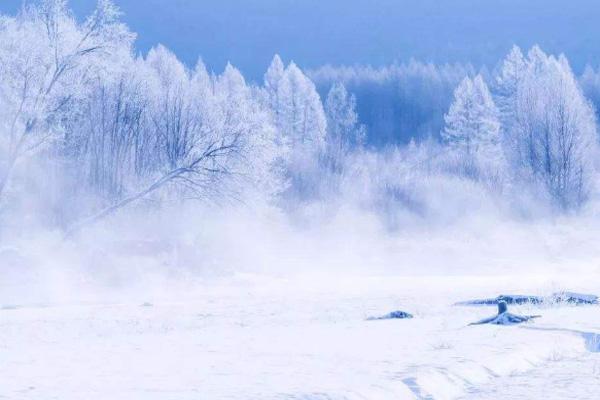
0;0;133;201
511;48;598;208
323;82;365;173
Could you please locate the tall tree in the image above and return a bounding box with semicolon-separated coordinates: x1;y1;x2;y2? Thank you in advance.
494;45;527;154
507;47;598;209
0;0;133;201
264;56;327;197
264;54;285;101
442;75;503;178
323;82;365;173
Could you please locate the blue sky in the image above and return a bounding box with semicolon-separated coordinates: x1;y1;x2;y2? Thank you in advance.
2;0;600;80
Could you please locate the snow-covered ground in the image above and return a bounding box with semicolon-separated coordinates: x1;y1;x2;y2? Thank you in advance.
2;274;599;399
460;353;600;399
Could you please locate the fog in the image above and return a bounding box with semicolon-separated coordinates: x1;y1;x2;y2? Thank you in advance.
1;1;600;300
3;4;600;398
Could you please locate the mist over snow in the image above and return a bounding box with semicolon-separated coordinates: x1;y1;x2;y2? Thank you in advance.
2;1;600;399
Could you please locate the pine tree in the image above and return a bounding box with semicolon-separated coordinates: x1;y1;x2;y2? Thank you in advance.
264;54;285;98
263;56;327;196
442;75;503;177
495;46;526;129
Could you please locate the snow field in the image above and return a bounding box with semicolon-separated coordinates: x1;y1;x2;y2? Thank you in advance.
1;275;599;399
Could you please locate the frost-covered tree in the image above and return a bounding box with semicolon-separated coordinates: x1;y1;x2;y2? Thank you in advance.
264;54;285;103
497;46;598;209
323;82;365;173
68;58;149;201
442;75;503;178
494;46;527;143
0;0;133;201
309;61;474;146
580;66;600;120
264;56;327;196
146;45;198;172
0;0;288;235
210;64;285;201
65;59;284;234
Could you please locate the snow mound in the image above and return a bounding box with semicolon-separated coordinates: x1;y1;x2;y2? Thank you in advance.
367;310;414;320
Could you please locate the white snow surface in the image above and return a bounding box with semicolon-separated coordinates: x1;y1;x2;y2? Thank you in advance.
2;273;599;400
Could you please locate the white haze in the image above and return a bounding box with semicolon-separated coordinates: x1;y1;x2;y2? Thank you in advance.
2;3;600;399
0;1;597;307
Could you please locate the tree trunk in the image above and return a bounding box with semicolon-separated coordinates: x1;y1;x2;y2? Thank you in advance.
64;166;187;239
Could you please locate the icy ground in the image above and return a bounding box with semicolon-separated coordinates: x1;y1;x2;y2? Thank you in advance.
1;274;599;399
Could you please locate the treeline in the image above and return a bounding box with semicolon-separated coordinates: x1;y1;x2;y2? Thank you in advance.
314;48;600;212
444;46;597;210
0;0;599;239
0;0;364;234
340;46;597;217
310;61;476;146
312;62;600;151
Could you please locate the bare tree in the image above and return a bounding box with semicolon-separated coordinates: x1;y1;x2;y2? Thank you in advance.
64;135;243;237
65;61;283;236
0;0;133;200
508;48;598;209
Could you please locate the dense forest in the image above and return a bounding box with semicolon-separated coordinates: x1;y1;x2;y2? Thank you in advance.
2;0;600;242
